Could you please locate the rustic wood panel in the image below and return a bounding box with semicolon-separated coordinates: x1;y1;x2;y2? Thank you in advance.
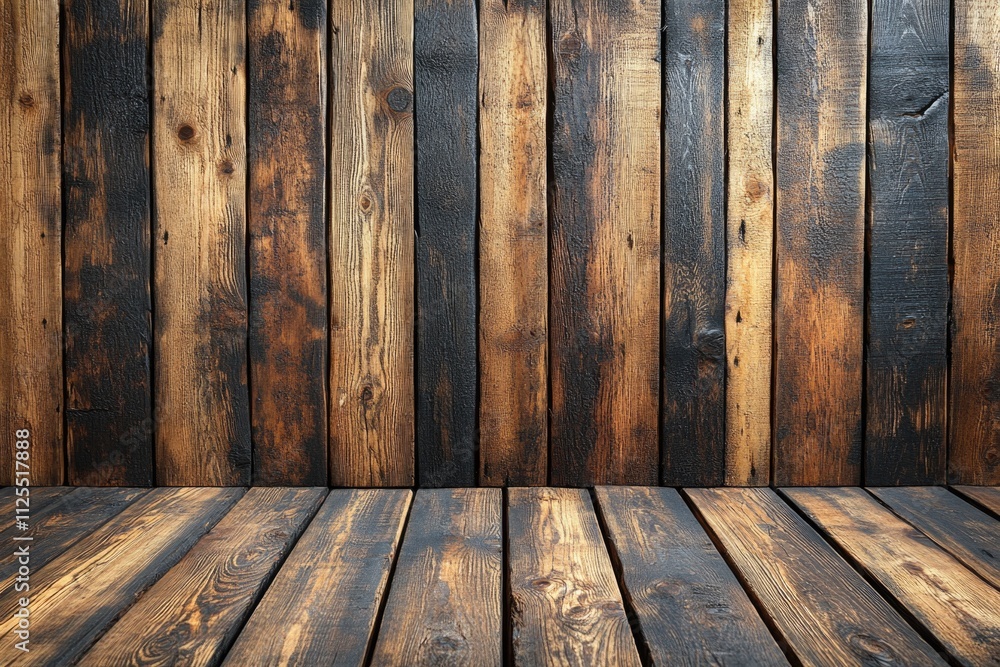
508;487;642;665
951;0;1000;485
153;0;251;485
549;0;661;486
773;0;867;485
865;0;950;486
595;486;787;665
952;486;1000;516
478;0;548;487
63;0;153;486
371;489;503;665
661;0;727;487
222;489;411;665
329;0;415;487
81;487;326;666
0;487;241;666
786;487;1000;667
0;0;63;486
687;488;944;666
725;0;773;487
0;486;74;537
247;0;328;486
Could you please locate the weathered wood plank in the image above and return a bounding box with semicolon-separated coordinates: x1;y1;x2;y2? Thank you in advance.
81;487;326;666
549;0;661;486
870;486;1000;589
951;0;1000;484
0;0;63;485
222;489;411;665
725;0;773;487
773;0;867;485
371;489;502;665
153;0;251;485
508;487;642;665
63;0;153;486
329;0;415;487
661;0;726;487
0;486;75;543
248;0;328;486
478;0;548;487
786;487;1000;667
687;488;944;666
414;0;478;487
952;486;1000;516
865;0;950;486
595;486;787;665
0;487;242;665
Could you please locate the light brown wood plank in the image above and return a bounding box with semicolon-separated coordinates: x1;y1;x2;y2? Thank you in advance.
508;487;641;666
223;489;411;665
952;486;1000;516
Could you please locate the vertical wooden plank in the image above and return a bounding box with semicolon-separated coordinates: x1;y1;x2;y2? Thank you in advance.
248;0;328;485
951;0;1000;484
0;0;63;485
153;0;251;485
661;0;727;486
478;0;548;487
773;0;867;485
329;0;414;487
725;0;774;486
63;0;152;486
549;0;661;486
414;0;478;487
865;0;949;486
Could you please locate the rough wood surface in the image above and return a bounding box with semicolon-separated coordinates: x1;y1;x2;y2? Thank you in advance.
478;0;548;487
661;0;727;487
371;489;503;666
508;487;642;666
0;0;63;485
951;0;1000;484
329;0;415;487
81;487;326;666
688;488;944;666
952;486;1000;516
153;0;251;485
248;0;328;486
63;0;153;486
725;0;773;487
786;487;1000;667
595;486;787;666
0;487;241;666
222;489;411;665
549;0;661;486
773;0;867;485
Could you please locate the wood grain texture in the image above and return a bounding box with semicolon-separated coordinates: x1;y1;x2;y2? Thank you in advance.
0;487;241;666
786;487;1000;667
549;0;661;486
952;486;1000;516
222;489;411;666
661;0;727;487
725;0;773;487
414;0;478;487
63;0;153;486
865;0;950;486
478;0;548;487
153;0;251;485
508;487;642;666
687;488;944;666
0;486;74;541
0;0;63;485
81;487;326;666
951;0;1000;484
329;0;415;487
773;0;867;485
371;488;503;666
248;0;328;486
870;486;1000;589
595;486;787;666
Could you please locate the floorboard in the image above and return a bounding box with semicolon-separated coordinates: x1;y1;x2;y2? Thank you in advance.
952;486;1000;517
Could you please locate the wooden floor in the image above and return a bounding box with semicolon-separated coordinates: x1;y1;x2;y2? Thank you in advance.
1;486;999;666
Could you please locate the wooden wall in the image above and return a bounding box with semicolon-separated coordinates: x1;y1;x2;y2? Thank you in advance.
1;0;997;487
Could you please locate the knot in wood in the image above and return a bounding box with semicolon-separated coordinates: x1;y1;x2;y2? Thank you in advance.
387;87;412;112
